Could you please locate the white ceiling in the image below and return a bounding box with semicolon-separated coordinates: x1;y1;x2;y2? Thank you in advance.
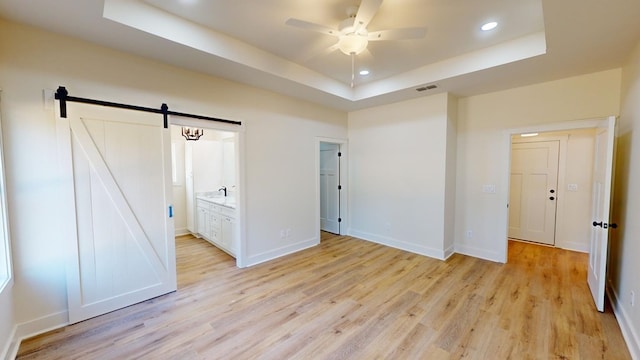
0;0;639;111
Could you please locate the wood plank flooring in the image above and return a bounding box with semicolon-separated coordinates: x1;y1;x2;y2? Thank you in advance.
17;233;631;359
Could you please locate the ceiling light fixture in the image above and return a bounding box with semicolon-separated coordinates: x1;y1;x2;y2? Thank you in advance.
359;70;370;76
182;127;204;141
520;132;539;137
338;33;369;55
481;21;498;31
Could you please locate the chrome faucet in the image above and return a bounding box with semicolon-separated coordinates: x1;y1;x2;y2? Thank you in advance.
218;186;227;197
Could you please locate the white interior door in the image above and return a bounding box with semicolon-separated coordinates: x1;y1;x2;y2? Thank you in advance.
58;102;176;324
509;140;560;245
320;143;340;234
588;116;616;312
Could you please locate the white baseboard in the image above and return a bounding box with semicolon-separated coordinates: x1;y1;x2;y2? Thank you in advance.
443;243;455;260
348;229;446;260
174;227;189;236
557;240;589;253
4;310;68;360
245;236;319;267
607;282;640;360
455;243;503;263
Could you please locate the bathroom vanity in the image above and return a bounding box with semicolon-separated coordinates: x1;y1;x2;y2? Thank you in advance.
196;194;237;257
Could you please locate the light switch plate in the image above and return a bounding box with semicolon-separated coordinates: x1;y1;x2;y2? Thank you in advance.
567;183;578;191
482;184;496;194
43;89;54;110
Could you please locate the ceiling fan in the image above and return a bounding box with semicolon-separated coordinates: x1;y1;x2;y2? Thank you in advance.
285;0;427;87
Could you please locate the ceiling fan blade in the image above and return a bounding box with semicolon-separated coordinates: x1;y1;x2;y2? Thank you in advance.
314;42;341;60
353;0;383;32
368;27;427;41
298;42;340;63
285;18;339;37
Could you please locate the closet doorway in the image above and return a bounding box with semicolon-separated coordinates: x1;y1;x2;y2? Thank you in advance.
316;137;348;239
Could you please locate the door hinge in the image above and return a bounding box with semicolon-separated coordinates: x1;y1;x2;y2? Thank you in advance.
338;218;342;223
338;185;342;190
338;152;342;157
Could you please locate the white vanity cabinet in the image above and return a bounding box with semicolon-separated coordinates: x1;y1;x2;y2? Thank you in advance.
196;198;237;257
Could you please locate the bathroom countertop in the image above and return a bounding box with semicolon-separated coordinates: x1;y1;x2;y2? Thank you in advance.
196;195;236;209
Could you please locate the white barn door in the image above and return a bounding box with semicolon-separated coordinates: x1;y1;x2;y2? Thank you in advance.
58;102;176;324
588;116;616;312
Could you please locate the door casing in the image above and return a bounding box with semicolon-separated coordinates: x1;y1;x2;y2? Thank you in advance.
500;117;616;263
315;137;348;238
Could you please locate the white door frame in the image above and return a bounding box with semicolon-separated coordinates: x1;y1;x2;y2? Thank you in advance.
499;117;613;263
170;117;247;268
315;137;348;237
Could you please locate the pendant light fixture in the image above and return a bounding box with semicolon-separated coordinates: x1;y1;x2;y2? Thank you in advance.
182;127;204;141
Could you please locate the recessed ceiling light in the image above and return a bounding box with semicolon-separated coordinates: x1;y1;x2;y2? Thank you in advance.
520;132;539;137
359;70;370;76
481;21;498;31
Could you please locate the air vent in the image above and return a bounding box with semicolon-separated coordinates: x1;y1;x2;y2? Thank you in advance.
416;84;438;92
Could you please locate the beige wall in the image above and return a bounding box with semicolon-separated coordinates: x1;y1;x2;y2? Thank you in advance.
611;39;640;358
348;93;454;259
0;19;347;344
456;69;621;261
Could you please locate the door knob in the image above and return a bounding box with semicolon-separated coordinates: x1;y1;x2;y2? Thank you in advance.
593;221;603;227
549;196;555;200
609;223;618;229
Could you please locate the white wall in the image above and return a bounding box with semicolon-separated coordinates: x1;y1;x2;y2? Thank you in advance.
610;39;640;359
455;69;621;262
0;18;347;343
347;93;454;259
559;129;596;251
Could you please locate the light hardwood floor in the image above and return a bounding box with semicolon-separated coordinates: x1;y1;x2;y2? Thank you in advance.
17;233;631;359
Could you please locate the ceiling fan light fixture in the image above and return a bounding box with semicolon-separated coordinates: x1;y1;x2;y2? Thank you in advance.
338;34;368;55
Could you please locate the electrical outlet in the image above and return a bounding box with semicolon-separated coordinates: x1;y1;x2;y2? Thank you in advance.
466;230;473;238
285;228;291;237
631;291;635;307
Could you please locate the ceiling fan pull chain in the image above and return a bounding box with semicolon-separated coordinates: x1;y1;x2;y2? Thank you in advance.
351;53;355;88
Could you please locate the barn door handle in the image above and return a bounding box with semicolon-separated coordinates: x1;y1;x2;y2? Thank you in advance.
593;221;603;227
